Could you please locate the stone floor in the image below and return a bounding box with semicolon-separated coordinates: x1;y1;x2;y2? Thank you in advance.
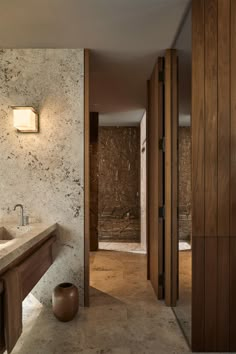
12;250;192;354
99;242;146;254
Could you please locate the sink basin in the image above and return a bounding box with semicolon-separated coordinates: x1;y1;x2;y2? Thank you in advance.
0;227;14;241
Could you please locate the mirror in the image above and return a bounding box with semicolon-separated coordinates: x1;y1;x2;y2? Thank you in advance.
172;5;192;346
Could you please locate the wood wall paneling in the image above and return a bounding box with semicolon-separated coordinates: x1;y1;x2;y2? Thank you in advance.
192;0;205;238
148;58;164;300
230;238;236;351
165;49;178;307
218;0;230;237
204;237;217;351
192;237;205;351
204;0;218;237
231;0;236;237
217;237;230;351
192;0;233;351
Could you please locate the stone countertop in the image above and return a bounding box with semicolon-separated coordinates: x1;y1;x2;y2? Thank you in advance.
0;223;57;274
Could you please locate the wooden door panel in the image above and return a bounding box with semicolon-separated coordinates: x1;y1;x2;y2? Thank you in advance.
90;112;99;252
148;57;165;299
165;49;178;307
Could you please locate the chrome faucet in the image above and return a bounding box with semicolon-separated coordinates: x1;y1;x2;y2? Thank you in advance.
14;204;25;226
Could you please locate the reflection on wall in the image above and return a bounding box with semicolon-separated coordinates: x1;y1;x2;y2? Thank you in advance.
178;127;191;241
0;49;84;305
98;127;140;242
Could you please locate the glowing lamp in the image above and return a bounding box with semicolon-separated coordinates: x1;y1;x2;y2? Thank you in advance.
12;106;39;132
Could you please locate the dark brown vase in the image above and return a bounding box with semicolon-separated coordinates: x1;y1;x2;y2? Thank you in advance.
52;283;79;322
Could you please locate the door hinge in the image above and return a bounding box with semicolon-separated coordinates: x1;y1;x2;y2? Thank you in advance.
159;273;165;287
159;205;165;219
158;70;165;83
159;137;165;152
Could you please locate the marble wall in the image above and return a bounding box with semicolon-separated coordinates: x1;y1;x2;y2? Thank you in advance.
178;127;191;240
98;127;140;242
0;49;85;304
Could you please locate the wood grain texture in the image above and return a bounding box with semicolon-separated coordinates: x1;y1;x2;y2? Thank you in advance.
217;237;230;351
171;51;178;306
84;49;90;306
165;49;178;306
192;237;205;352
204;0;218;237
18;237;55;300
218;0;230;237
192;0;205;237
231;0;236;237
230;237;236;351
165;49;178;307
165;50;172;306
192;0;236;351
205;237;217;351
148;58;164;299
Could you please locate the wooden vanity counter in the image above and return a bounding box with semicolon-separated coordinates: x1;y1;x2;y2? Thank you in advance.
0;223;58;353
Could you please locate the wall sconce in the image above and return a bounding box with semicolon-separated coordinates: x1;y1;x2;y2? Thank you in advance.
12;106;39;132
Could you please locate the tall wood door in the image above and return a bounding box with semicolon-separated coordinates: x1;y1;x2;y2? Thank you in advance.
164;49;178;307
90;112;99;251
192;0;236;351
148;57;165;299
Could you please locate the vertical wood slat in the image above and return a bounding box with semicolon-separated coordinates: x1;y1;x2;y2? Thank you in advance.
217;237;230;351
230;238;236;351
205;238;217;351
165;50;172;307
148;59;164;300
231;0;236;237
84;49;90;307
192;0;205;237
218;0;230;237
171;51;178;306
192;237;205;351
157;58;165;298
165;49;178;307
217;1;230;349
204;0;218;237
192;0;233;351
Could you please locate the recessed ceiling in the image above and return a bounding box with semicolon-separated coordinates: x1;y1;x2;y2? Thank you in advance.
0;0;191;122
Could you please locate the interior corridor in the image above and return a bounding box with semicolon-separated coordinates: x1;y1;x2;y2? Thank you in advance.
12;251;191;354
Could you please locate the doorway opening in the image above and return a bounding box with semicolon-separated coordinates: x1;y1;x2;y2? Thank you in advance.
89;109;148;302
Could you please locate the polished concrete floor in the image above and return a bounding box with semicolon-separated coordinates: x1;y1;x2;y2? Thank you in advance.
12;250;193;354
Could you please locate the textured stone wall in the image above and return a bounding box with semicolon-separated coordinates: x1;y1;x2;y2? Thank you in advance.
98;127;140;242
0;49;84;304
178;127;192;240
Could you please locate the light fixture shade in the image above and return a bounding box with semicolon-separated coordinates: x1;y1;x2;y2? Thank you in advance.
12;106;39;132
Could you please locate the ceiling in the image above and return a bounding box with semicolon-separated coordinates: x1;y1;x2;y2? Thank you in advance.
0;0;191;123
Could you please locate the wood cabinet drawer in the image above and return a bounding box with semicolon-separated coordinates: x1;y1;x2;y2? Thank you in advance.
18;236;56;300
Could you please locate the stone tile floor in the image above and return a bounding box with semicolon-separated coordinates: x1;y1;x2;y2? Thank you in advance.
99;242;146;254
11;250;220;354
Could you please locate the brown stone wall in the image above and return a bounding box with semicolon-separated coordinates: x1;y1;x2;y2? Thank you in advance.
178;127;192;240
98;127;140;242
